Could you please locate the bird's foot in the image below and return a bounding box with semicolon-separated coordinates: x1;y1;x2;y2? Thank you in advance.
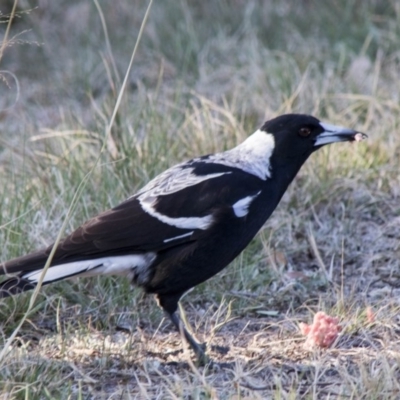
192;341;210;367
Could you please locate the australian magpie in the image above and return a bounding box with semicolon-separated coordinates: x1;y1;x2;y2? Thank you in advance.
0;114;366;364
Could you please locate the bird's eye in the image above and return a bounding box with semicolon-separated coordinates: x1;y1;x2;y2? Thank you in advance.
298;127;311;137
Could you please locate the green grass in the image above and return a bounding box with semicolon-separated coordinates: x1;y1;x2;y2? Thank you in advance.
1;0;400;398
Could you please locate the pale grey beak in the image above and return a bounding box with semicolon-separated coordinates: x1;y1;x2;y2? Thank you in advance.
314;122;367;147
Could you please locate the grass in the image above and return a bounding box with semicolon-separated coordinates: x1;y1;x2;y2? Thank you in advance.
1;0;400;398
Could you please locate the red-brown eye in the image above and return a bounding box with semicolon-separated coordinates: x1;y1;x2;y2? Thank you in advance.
299;127;311;137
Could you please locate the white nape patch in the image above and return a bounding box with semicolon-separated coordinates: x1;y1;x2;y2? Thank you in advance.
139;196;214;230
23;253;156;285
137;166;231;198
232;191;261;217
203;130;275;180
164;231;194;243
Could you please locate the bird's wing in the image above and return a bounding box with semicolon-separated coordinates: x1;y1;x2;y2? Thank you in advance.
1;161;262;274
60;161;263;253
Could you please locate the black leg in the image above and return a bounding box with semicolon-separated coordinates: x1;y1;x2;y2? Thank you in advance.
167;310;209;366
156;293;210;365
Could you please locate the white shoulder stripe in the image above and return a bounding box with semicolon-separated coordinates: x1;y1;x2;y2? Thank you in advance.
232;191;261;217
139;196;213;230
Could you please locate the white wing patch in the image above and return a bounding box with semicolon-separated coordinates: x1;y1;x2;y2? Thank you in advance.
232;191;261;217
139;195;214;230
23;253;156;286
136;166;231;230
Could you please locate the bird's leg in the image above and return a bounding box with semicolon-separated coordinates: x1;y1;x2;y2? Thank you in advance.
156;293;210;365
167;310;209;366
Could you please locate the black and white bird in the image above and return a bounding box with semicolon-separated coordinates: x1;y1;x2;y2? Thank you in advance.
0;114;366;363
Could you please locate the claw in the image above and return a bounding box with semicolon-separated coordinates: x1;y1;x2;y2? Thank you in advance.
167;310;211;365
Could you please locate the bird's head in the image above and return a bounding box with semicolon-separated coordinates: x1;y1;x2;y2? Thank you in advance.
261;114;367;161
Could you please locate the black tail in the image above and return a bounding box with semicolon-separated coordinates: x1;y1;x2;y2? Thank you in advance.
0;249;51;299
0;277;37;299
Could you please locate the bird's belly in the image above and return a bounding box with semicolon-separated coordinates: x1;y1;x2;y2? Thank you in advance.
145;218;261;296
